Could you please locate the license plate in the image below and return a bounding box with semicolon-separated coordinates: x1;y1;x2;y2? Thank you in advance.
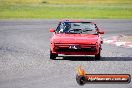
69;45;81;49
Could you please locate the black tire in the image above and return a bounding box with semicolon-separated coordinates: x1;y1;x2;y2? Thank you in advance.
76;75;86;86
95;49;101;60
50;50;58;60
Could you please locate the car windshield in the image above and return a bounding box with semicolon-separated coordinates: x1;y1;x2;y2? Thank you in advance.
56;22;98;34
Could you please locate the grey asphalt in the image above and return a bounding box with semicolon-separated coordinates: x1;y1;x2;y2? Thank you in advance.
0;19;132;88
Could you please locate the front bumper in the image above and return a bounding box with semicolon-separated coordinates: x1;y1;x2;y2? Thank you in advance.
52;43;99;55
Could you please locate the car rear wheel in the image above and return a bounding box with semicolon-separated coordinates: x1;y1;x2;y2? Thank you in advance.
95;49;101;60
50;50;58;60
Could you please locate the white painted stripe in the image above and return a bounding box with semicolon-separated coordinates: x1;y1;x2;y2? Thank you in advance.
104;40;114;43
115;42;126;46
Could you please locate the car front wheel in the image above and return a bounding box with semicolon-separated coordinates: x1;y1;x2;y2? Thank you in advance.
95;49;101;60
50;50;58;60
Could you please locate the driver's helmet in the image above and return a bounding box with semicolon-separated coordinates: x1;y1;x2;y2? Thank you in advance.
63;22;71;32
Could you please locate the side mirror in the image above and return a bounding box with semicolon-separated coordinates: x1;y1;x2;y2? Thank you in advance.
50;28;55;32
99;31;104;34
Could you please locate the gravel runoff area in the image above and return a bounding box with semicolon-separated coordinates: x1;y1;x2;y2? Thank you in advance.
104;34;132;48
119;35;132;42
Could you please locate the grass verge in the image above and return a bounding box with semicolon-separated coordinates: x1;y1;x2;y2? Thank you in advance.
0;0;132;19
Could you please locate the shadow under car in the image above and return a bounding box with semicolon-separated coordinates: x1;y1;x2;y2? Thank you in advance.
54;56;132;61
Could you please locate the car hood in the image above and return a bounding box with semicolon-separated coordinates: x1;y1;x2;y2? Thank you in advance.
53;34;99;44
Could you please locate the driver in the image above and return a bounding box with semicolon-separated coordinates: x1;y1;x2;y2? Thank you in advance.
59;22;71;33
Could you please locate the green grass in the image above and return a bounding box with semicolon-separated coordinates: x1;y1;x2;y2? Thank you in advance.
1;0;132;4
0;0;132;19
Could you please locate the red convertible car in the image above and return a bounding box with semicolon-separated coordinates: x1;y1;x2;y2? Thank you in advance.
50;20;104;60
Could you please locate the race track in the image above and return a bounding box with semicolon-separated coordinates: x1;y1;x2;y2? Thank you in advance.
0;19;132;88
